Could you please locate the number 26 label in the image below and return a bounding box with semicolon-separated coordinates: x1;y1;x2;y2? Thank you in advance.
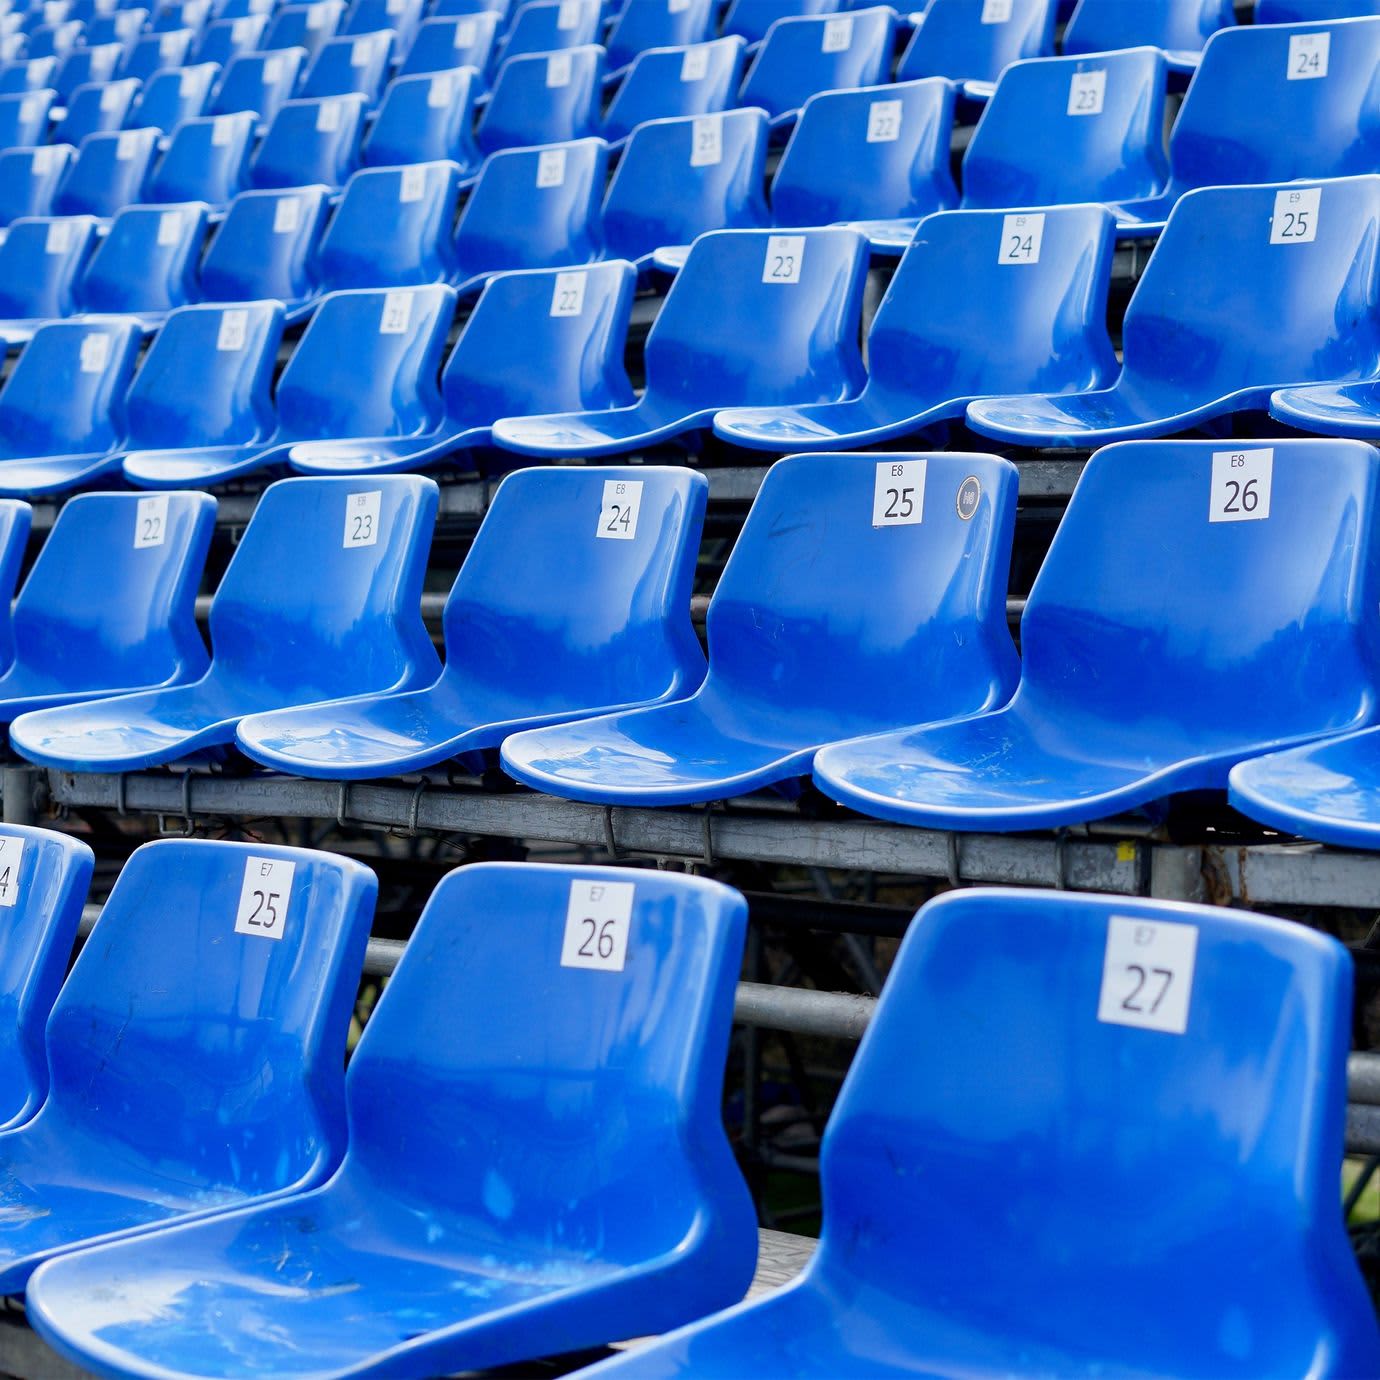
560;879;633;972
234;856;295;942
1097;915;1198;1035
1209;448;1272;524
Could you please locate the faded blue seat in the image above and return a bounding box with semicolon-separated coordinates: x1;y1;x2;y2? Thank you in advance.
0;144;72;227
0;88;54;149
209;45;306;123
25;20;83;63
715;205;1116;449
451;136;606;297
475;43;602;153
191;12;266;65
722;0;842;45
150;0;207;34
1064;0;1234;72
11;476;440;770
119;26;193;81
966;178;1380;447
897;0;1054;99
343;0;424;46
397;11;499;77
0;837;373;1296
0;215;98;344
290;260;636;475
51;125;158;218
602;35;746;145
122;285;453;486
237;466;705;777
1258;0;1380;16
0;57;58;93
574;886;1380;1380
125;65;216;134
248;92;364;189
144;109;254;207
52;41;123;99
497;0;600;65
58;80;139;144
261;0;347;61
362;68;480;169
492;226;867;458
814;437;1380;831
503;453;1019;805
299;29;393;102
197;185;329;312
0;501;29;673
84;9;149;47
28;859;755;1380
606;0;713;74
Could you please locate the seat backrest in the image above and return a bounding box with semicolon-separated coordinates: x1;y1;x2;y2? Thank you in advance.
475;42;602;153
498;0;600;63
61;78;140;143
52;123;158;217
199;183;328;304
120;24;192;79
343;0;422;42
126;63;217;133
442;259;636;428
0;501;31;674
431;0;511;18
11;489;215;689
145;108;254;204
122;300;282;449
0;56;58;92
0;87;54;148
363;67;479;168
772;77;958;227
343;862;753;1269
206;474;440;700
898;0;1054;84
0;317;140;458
42;838;375;1194
262;0;347;60
315;160;461;291
210;44;304;120
398;11;499;75
644;226;867;412
151;0;208;34
0;143;71;225
816;886;1379;1375
722;0;841;45
1064;0;1233;57
26;19;82;61
53;40;123;99
602;107;769;262
298;27;391;99
606;0;713;70
86;7;151;46
0;214;96;320
249;91;363;188
193;11;266;64
1258;0;1380;17
1020;437;1380;750
452;136;606;281
0;824;91;1132
1119;177;1380;416
76;200;206;314
739;5;895;118
602;34;746;143
1164;18;1380;195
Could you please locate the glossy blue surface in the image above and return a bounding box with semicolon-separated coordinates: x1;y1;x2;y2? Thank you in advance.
263;2;348;61
10;475;440;771
122;284;452;487
146;111;254;208
815;437;1380;830
53;44;123;100
120;29;192;82
28;860;754;1380
0;57;56;92
126;66;215;136
194;16;267;68
0;89;52;148
450;137;606;297
53;126;158;218
198;186;329;313
715;204;1116;449
0;838;374;1297
498;0;600;64
398;13;500;77
1258;0;1380;17
60;82;139;145
1064;0;1233;68
237;466;704;776
363;69;480;169
249;93;364;190
602;36;746;145
476;44;602;152
76;201;208;330
606;0;712;71
0;502;29;671
209;46;306;123
492;226;867;457
0;145;71;228
897;0;1054;88
502;453;1017;805
300;29;392;101
580;887;1380;1380
966;177;1380;447
289;260;636;474
0;216;97;341
345;0;423;44
723;0;842;45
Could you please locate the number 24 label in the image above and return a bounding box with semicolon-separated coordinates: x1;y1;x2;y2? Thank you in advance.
234;856;295;942
1097;915;1198;1035
561;879;633;972
598;478;642;540
0;835;25;908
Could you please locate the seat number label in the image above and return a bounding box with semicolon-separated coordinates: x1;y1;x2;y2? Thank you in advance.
873;458;925;526
135;494;168;549
680;44;709;81
0;836;26;908
453;19;476;47
399;164;426;203
561;878;633;972
1067;69;1105;116
999;212;1043;264
217;308;248;351
1288;31;1328;79
1271;186;1319;243
1209;448;1272;523
866;98;901;143
537;147;567;187
550;269;586;317
547;50;572;87
343;489;381;547
1098;915;1198;1034
273;195;302;233
235;855;295;941
691;114;722;166
380;290;412;334
982;0;1012;21
79;332;110;374
598;478;642;539
763;234;804;284
821;16;851;52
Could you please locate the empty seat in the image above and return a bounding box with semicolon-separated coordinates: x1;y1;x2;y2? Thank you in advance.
573;886;1380;1380
362;67;480;169
0;87;52;148
150;0;208;33
29;860;756;1380
0;215;98;342
475;43;602;153
0;57;58;92
497;0;600;64
191;11;265;65
0;143;71;227
84;7;148;46
299;28;391;101
144;109;253;206
261;0;347;61
209;45;305;123
503;452;1019;805
722;0;842;45
125;64;217;134
197;184;328;312
75;200;207;329
493;227;867;458
897;0;1054;96
11;476;441;770
0;837;374;1294
123;285;453;486
238;466;706;776
602;35;746;145
342;0;423;44
248;92;364;189
451;136;606;297
24;19;82;61
606;0;713;73
1258;0;1380;16
966;177;1380;447
51;124;158;218
119;25;192;80
0;501;30;671
58;78;139;143
814;437;1380;830
715;205;1116;449
1064;0;1234;71
52;40;122;98
398;11;499;76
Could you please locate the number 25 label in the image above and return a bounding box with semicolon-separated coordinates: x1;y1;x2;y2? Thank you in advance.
872;458;925;527
1209;448;1272;524
234;856;295;942
1271;186;1320;244
561;879;633;972
1097;915;1198;1035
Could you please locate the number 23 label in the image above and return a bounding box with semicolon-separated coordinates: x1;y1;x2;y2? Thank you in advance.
561;879;633;972
234;856;295;942
343;490;382;548
1098;915;1198;1034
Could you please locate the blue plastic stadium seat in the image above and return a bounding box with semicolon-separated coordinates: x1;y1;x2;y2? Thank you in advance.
52;41;123;99
0;87;53;148
144;110;253;207
197;185;328;312
151;0;207;34
451;136;606;297
125;65;217;134
493;226;867;458
343;0;423;45
122;285;453;486
0;501;31;672
0;215;98;343
503;453;1018;805
498;0;600;65
237;466;705;776
602;35;746;145
715;205;1116;450
25;20;82;61
398;11;499;76
248;92;364;189
11;476;440;770
813;437;1380;830
475;43;602;153
966;178;1380;447
299;28;392;101
262;0;347;61
0;144;72;227
209;45;305;123
51;124;158;218
290;260;636;475
1064;0;1233;72
57;79;138;144
363;69;480;169
739;6;894;130
0;837;374;1296
85;8;149;47
431;0;511;17
119;26;192;80
722;0;842;45
28;860;754;1380
75;200;208;330
0;57;57;93
191;12;265;65
575;886;1380;1380
1258;0;1380;16
897;0;1054;98
606;0;712;73
602;108;769;268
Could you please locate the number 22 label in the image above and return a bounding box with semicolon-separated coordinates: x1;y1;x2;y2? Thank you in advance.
560;879;633;972
234;856;295;942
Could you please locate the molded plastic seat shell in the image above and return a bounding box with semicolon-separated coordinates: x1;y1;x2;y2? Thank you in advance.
196;185;329;312
606;0;713;73
897;0;1054;95
363;69;480;170
722;0;842;46
299;29;392;102
52;124;159;218
397;13;499;78
1064;0;1234;71
248;92;364;190
602;35;746;145
145;110;254;207
0;215;98;343
126;65;217;135
209;45;305;124
0;145;72;228
0;88;54;148
474;43;602;153
497;0;600;64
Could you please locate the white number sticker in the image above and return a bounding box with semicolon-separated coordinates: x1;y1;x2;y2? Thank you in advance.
872;458;925;527
350;35;373;66
79;331;110;374
680;44;709;81
273;195;301;234
232;16;255;39
556;0;580;29
210;114;234;146
343;489;381;547
428;71;453;106
0;836;26;908
306;1;327;27
1067;69;1105;116
315;98;342;132
90;46;115;78
669;0;690;12
1209;447;1272;524
19;95;39;122
550;270;586;317
114;129;139;161
763;234;804;284
821;15;851;51
217;308;248;352
1097;915;1198;1035
866;98;901;143
1288;31;1329;80
178;66;204;96
134;493;168;549
560;878;633;972
29;144;54;175
999;211;1044;264
546;50;572;87
263;54;284;82
380;290;412;334
399;164;426;203
1271;186;1320;244
159;30;181;58
691;114;722;167
598;478;642;540
981;0;1012;21
536;147;567;188
45;219;73;254
234;855;295;942
157;209;183;246
453;18;476;47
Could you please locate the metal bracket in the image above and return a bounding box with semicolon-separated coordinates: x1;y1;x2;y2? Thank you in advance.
946;832;962;888
1053;828;1070;890
157;772;197;837
603;805;623;861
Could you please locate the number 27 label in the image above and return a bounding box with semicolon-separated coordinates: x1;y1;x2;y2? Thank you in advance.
1097;915;1198;1035
561;879;633;972
234;856;295;942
